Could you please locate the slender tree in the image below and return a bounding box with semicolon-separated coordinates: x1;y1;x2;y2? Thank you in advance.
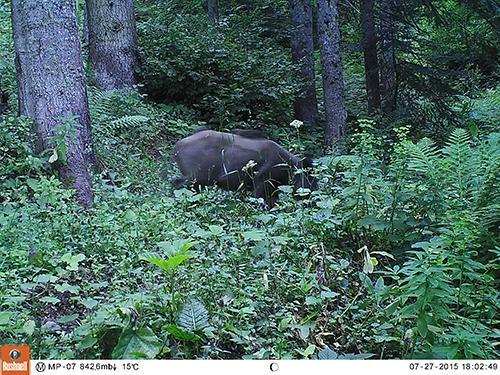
86;0;137;90
318;0;347;148
290;0;319;126
207;0;219;23
12;0;93;208
0;78;7;114
360;0;381;114
83;2;90;45
380;0;397;112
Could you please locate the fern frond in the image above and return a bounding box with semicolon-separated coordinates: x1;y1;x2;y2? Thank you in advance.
110;115;150;129
441;129;474;204
407;138;440;176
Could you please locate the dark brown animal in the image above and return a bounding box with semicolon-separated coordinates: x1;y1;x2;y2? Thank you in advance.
173;129;317;205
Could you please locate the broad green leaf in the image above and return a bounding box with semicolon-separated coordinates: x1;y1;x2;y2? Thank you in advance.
112;328;162;359
178;299;209;332
79;336;98;350
81;298;98;310
384;300;399;316
242;230;266;241
374;277;385;295
61;253;85;271
305;296;321;305
124;209;137;222
417;315;428;338
164;324;200;341
303;344;316;357
23;320;36;336
40;296;60;304
318;347;338;360
55;283;80;294
0;311;11;326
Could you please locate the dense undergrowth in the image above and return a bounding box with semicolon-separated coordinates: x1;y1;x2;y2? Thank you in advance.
1;88;499;359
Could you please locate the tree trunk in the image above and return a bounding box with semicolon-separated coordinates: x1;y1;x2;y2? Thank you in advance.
290;0;319;127
83;2;90;45
360;0;381;115
380;0;397;112
318;0;347;148
207;0;219;23
0;78;7;114
12;0;94;208
86;0;137;90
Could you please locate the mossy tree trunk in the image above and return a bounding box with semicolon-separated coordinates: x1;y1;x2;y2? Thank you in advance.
290;0;319;127
318;0;347;148
12;0;94;208
361;0;381;115
86;0;137;90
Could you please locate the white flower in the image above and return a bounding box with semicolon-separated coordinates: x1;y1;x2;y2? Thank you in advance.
290;119;303;129
242;159;258;172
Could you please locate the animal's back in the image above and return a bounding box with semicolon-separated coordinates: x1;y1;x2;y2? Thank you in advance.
173;130;297;192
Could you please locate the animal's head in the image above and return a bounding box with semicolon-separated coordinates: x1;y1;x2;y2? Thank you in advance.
293;155;317;198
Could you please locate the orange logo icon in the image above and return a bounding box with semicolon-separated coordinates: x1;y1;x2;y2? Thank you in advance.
0;346;30;375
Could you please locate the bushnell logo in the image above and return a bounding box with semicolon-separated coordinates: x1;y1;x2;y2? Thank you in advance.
1;345;30;375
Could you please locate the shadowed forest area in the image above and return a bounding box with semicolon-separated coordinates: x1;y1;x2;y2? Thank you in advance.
0;0;499;360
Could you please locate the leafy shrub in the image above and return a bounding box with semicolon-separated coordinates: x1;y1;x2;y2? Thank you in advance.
136;1;298;129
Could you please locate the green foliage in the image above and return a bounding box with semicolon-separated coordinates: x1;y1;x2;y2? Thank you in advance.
111;327;162;359
178;299;209;332
136;0;298;129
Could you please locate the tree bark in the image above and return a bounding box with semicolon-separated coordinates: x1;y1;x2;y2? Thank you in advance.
0;78;7;114
83;2;90;45
12;0;94;208
290;0;319;127
360;0;381;115
86;0;137;90
318;0;347;148
207;0;219;23
380;0;397;112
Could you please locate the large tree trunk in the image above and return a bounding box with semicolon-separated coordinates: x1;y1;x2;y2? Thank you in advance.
360;0;381;115
86;0;137;90
207;0;219;23
12;0;94;208
380;0;397;112
290;0;319;127
318;0;347;148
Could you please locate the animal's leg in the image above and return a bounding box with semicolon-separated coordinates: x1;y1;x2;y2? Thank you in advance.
251;170;276;208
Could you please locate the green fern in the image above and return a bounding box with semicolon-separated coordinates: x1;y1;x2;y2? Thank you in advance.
441;129;474;205
407;138;440;176
178;299;209;332
110;115;150;129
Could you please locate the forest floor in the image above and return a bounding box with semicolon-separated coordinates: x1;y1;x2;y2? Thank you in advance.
1;89;498;360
